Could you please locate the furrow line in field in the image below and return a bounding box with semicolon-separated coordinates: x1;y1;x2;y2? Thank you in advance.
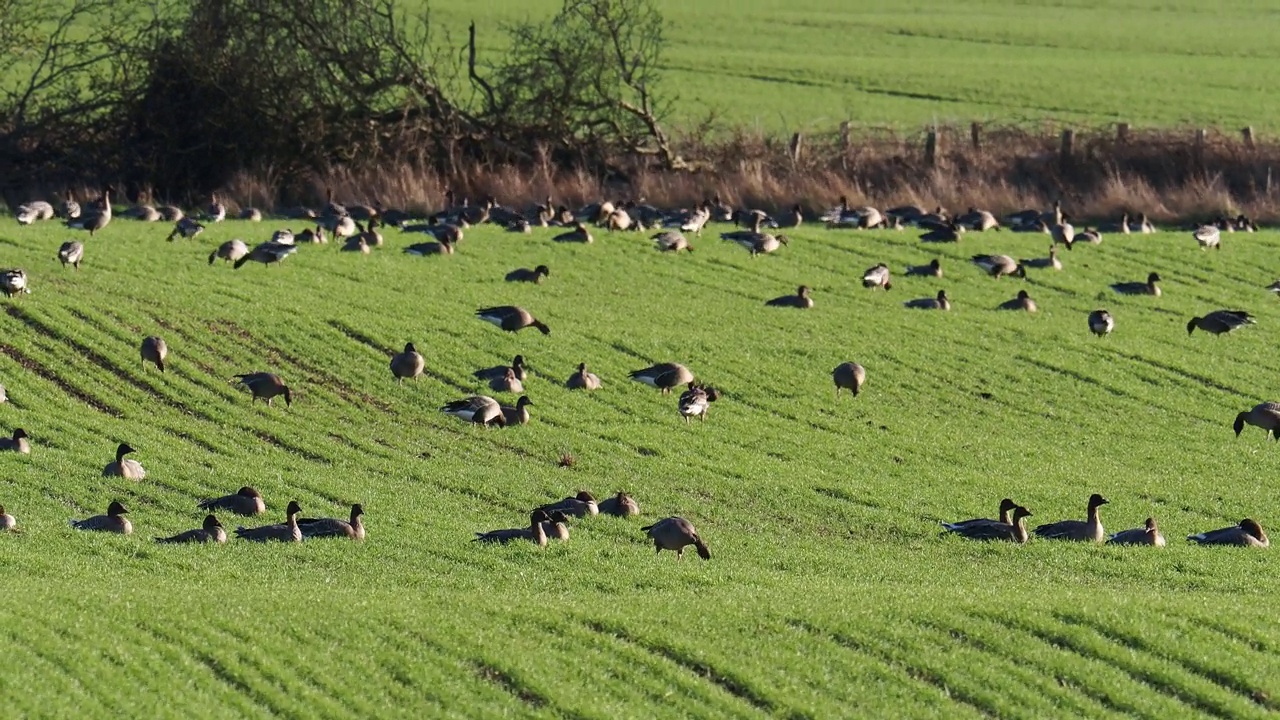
0;339;125;417
135;621;277;716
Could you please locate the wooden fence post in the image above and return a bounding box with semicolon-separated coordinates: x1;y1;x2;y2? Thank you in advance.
1242;126;1255;149
1059;129;1074;172
970;122;982;151
924;129;938;167
1116;122;1130;144
789;132;803;164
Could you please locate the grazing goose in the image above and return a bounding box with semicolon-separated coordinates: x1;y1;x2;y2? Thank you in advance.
1188;519;1269;548
1004;208;1042;228
476;306;550;335
405;222;464;244
942;498;1019;531
862;263;892;290
1187;310;1254;336
340;236;370;254
1233;402;1280;439
629;362;694;393
997;290;1037;312
1072;227;1102;246
140;336;167;372
726;232;788;257
540;510;571;541
642;517;710;560
199;486;266;516
1269;280;1280;295
832;362;866;398
232;372;292;406
166;217;204;241
904;290;950;310
489;368;524;393
1;269;30;298
405;237;454;256
971;254;1026;279
66;190;111;235
957;207;1000;232
390;342;425;383
538;491;599;518
298;503;365;540
678;382;720;423
102;443;145;479
886;204;927;224
57;241;84;269
1020;246;1061;271
239;207;263;221
905;259;942;278
598;492;640;517
653;230;693;253
475;355;527;383
156;514;226;544
1088;310;1114;337
945;506;1033;543
1193;225;1221;250
234;500;303;543
1108;517;1165;546
505;265;550;283
501;396;533;425
566;362;601;390
475;510;549;546
1033;493;1108;542
70;501;131;534
0;428;30;454
0;505;14;530
233;241;297;269
208;239;249;265
918;223;963;242
554;222;593;243
271;228;296;245
1112;272;1161;297
440;395;504;426
766;285;814;308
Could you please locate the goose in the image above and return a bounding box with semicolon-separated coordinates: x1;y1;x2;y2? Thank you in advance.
234;500;303;542
3;269;31;298
1112;272;1161;296
1011;219;1050;235
140;336;168;372
554;222;593;243
575;200;615;225
997;290;1037;312
66;190;111;235
566;362;601;390
102;443;146;479
945;506;1033;543
918;223;962;242
537;491;599;518
0;428;30;454
157;204;183;222
239;207;263;221
942;498;1019;531
60;193;80;219
475;510;549;546
199;486;266;516
862;263;892;290
678;205;711;235
376;201;411;228
1108;517;1165;546
505;218;531;233
57;241;84;269
720;213;766;242
736;208;776;229
70;501;131;534
404;222;463;244
1187;310;1254;336
404;237;454;255
272;228;296;245
476;306;550;334
132;205;161;222
1040;200;1064;226
766;285;814;308
205;194;226;222
475;356;527;383
232;372;291;406
598;492;640;517
296;226;326;244
886;204;927;224
1234;214;1258;232
1033;493;1108;542
505;265;550;283
340;236;370;254
346;202;378;222
1050;220;1076;248
489;368;524;394
298;503;365;540
0;505;14;530
1233;402;1280;439
1071;227;1101;246
1193;225;1221;250
1269;280;1280;295
956;207;1000;231
1100;213;1131;235
1088;310;1114;336
606;208;633;231
208;239;249;265
730;233;788;256
1020;246;1061;271
1133;213;1157;234
156;514;226;544
165;217;204;241
359;218;383;247
1188;519;1269;548
905;259;942;278
283;205;317;220
905;290;950;310
16;201;54;225
1004;208;1042;228
832;362;866;398
629;362;694;393
642;517;710;559
330;214;357;239
440;395;504;426
678;382;720;423
501;396;533;425
390;342;425;383
541;510;571;541
971;254;1025;279
653;231;693;253
233;241;297;269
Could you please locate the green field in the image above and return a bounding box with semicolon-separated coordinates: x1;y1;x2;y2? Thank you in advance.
442;0;1280;134
2;209;1280;716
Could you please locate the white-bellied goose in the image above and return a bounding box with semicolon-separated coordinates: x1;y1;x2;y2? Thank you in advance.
233;241;297;269
971;254;1026;279
57;241;84;269
440;396;504;426
209;239;249;265
566;362;601;390
1234;402;1280;439
102;443;146;479
476;306;550;334
71;500;131;534
678;382;720;423
1;269;30;298
1193;225;1221;250
1088;310;1114;336
862;263;892;290
629;363;693;393
904;290;950;310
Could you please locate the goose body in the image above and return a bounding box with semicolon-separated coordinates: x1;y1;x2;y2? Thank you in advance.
997;290;1037;312
140;336;168;372
298;504;365;540
1188;519;1269;547
919;223;963;242
905;290;950;310
566;362;601;390
554;223;593;243
234;500;302;542
1;269;30;298
239;207;263;221
905;259;942;278
166;217;205;241
678;382;720;423
505;265;550;283
1187;310;1254;336
500;396;533;425
1112;272;1161;296
862;263;892;290
653;231;693;253
945;506;1032;543
1033;493;1108;542
233;372;291;406
1108;517;1165;546
0;505;14;530
474;355;526;383
102;443;146;480
1088;310;1114;337
942;498;1019;531
766;285;814;308
209;239;250;265
642;517;710;559
66;190;111;235
1072;227;1101;246
404;238;454;255
489;368;524;393
57;241;84;269
390;342;425;383
1193;225;1221;250
199;486;266;516
71;501;131;534
629;363;694;393
537;491;599;518
971;254;1025;279
156;514;226;544
16;201;55;224
475;510;549;546
476;306;550;334
1233;402;1280;439
598;492;640;517
1020;246;1061;271
340;236;370;254
832;362;866;398
233;241;297;269
540;511;571;541
440;395;503;426
0;428;30;454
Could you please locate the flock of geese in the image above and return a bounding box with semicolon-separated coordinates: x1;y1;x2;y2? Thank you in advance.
2;188;1277;552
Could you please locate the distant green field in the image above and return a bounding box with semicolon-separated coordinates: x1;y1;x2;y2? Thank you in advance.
437;0;1280;134
2;208;1280;715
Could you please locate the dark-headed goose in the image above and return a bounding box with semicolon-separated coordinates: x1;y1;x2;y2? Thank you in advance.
678;382;719;423
298;503;365;540
501;396;533;425
57;241;84;269
0;428;30;454
1188;519;1268;547
1;269;30;298
475;510;550;546
475;355;526;383
505;265;550;283
390;342;425;383
199;486;266;516
942;498;1019;531
0;505;14;530
766;285;814;308
566;363;601;390
489;368;524;393
905;259;942;278
945;506;1033;543
1112;272;1161;296
440;395;504;426
476;306;550;334
1108;517;1165;546
1187;310;1254;336
156;514;226;544
234;500;302;542
904;290;950;310
71;500;131;534
1033;493;1108;542
971;254;1025;279
598;492;640;517
629;363;694;393
233;373;291;406
997;290;1037;312
642;517;710;559
862;263;892;290
538;491;599;518
1088;310;1114;336
141;336;168;372
233;241;297;269
102;443;145;479
1233;402;1280;439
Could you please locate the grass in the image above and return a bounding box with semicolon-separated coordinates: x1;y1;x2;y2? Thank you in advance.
2;211;1280;717
439;0;1280;134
